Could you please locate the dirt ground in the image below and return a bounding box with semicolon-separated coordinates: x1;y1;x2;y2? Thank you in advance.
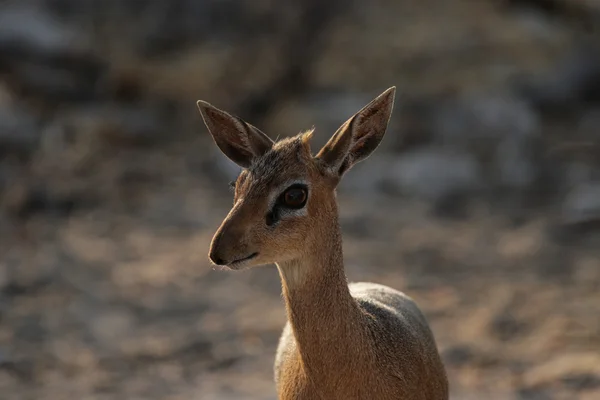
0;140;599;400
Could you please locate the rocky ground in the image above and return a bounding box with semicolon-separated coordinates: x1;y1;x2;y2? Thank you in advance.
1;0;600;399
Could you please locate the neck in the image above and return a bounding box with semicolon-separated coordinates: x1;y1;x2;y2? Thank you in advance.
276;218;369;380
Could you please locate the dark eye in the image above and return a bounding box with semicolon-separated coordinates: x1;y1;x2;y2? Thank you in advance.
281;185;308;209
228;181;236;192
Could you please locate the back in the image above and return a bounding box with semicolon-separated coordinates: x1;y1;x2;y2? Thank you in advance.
350;282;449;399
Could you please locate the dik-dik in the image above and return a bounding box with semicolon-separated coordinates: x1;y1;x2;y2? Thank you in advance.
197;87;449;399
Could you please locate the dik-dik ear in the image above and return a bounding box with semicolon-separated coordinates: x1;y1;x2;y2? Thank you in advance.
316;87;396;177
197;100;274;168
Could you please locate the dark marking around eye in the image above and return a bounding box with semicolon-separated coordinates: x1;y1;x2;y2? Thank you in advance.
266;210;278;226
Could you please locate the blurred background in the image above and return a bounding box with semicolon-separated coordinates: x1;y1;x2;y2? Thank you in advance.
0;0;599;399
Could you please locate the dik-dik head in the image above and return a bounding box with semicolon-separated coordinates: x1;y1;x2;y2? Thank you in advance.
198;87;395;269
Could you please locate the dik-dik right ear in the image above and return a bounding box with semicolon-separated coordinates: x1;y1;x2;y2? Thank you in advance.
316;87;395;177
197;100;274;168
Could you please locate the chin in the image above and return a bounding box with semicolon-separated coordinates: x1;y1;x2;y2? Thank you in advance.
227;259;267;270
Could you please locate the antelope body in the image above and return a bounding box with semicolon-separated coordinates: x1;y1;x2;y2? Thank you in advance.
197;87;448;399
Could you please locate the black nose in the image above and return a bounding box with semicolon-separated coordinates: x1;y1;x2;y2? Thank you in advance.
209;251;226;265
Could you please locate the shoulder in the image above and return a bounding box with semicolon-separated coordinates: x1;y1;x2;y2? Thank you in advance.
349;281;431;337
349;282;417;311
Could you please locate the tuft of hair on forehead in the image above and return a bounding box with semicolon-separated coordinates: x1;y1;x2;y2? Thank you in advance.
246;129;316;179
300;128;315;155
270;129;315;156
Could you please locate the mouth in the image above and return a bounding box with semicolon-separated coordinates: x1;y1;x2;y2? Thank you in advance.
227;252;259;269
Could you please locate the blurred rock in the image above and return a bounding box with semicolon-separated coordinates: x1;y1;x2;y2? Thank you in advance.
133;0;248;57
564;162;597;188
445;92;535;141
490;312;528;341
314;0;570;94
339;147;483;218
0;4;105;102
0;4;89;58
8;58;105;102
0;262;7;290
510;6;568;42
8;184;87;219
15;315;46;343
561;373;600;391
515;0;600;15
562;182;600;225
442;344;475;368
576;108;600;149
516;42;600;114
434;94;539;146
0;352;34;382
338;155;390;194
432;93;542;192
388;95;436;152
340;215;372;239
0;103;39;158
58;104;169;148
386;147;483;202
495;133;540;189
517;386;553;400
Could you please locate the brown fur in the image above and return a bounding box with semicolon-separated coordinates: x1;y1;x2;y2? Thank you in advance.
197;88;449;399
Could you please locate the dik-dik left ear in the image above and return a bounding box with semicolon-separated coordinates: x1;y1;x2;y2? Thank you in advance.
197;100;274;168
316;87;396;177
